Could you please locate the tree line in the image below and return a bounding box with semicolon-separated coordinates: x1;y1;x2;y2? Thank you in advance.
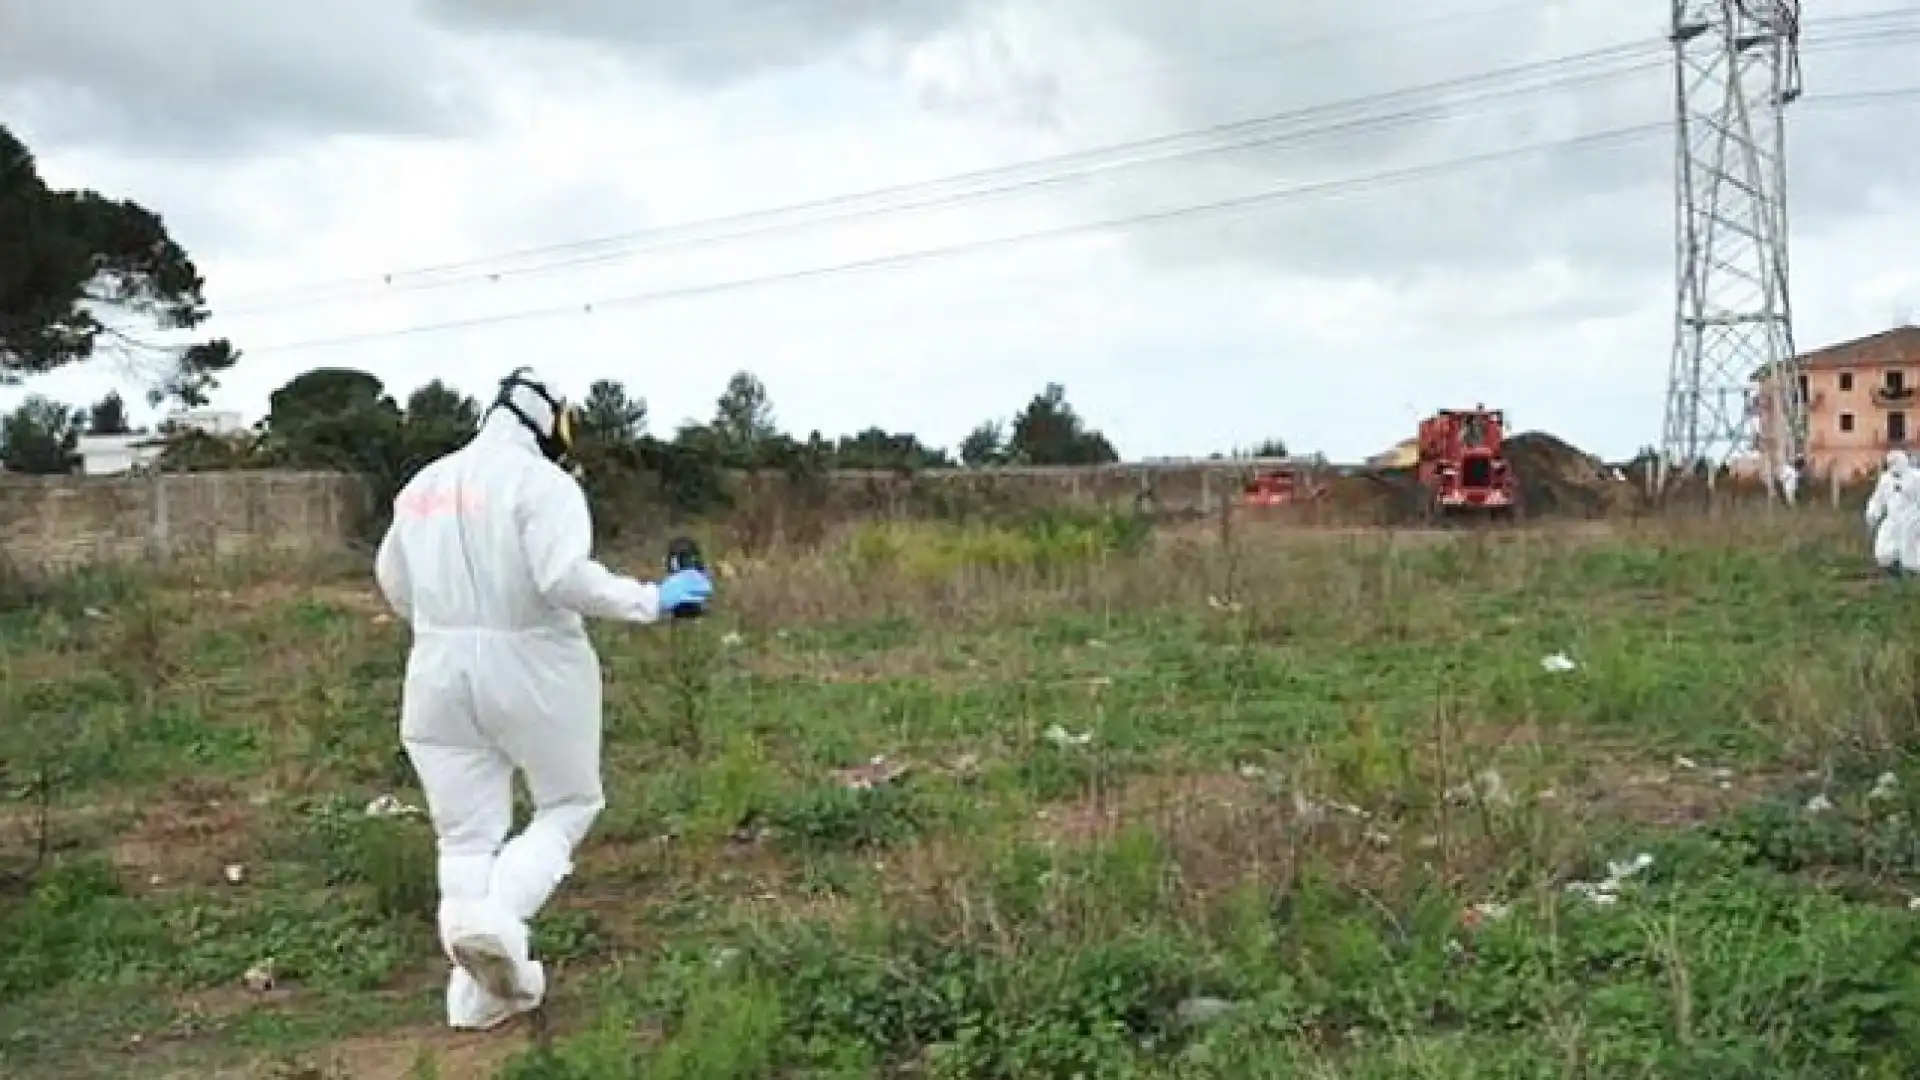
0;366;1123;476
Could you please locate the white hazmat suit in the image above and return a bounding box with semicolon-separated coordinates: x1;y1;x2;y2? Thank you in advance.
1775;460;1800;505
1865;449;1910;574
1896;461;1920;575
374;369;679;1030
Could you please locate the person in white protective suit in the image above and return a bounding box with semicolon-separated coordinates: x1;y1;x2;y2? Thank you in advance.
1775;458;1801;506
1865;449;1910;576
1895;457;1920;578
373;367;714;1031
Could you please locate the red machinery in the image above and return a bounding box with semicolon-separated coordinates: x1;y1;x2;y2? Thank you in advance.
1415;406;1519;520
1239;465;1324;507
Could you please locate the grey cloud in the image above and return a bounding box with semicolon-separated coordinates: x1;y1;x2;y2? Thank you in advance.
900;0;1920;318
420;0;983;86
6;0;1906;332
714;0;1682;299
886;8;1078;131
0;0;488;153
422;0;1913;325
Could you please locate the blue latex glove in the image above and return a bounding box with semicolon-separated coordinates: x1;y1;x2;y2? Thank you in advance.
659;568;714;617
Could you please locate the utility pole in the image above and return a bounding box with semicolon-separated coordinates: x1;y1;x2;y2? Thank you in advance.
1660;0;1803;489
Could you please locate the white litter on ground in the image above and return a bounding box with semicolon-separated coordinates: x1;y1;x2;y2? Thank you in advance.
1565;852;1655;907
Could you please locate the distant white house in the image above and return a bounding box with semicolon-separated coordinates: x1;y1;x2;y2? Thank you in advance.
75;407;250;476
169;408;247;436
76;432;168;476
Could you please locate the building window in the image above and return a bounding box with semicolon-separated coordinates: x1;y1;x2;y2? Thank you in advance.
1798;374;1810;402
1891;412;1908;444
1889;370;1907;394
1840;412;1855;432
1840;372;1854;391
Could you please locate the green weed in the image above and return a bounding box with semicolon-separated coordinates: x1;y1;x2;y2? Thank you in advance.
4;507;1920;1077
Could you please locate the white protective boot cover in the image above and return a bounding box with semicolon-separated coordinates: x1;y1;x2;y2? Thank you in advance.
446;960;546;1031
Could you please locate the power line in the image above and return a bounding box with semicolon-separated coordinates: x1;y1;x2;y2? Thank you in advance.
218;60;1667;316
240;86;1916;358
209;3;1579;306
218;10;1917;314
218;37;1662;310
415;1;1551;219
220;41;1702;308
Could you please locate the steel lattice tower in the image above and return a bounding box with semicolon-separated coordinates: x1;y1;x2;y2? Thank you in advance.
1660;0;1803;483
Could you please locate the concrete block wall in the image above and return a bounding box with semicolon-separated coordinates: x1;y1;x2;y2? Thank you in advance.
0;462;1276;572
772;462;1260;518
0;471;363;572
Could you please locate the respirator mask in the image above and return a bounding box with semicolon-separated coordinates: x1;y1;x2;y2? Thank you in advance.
491;367;582;478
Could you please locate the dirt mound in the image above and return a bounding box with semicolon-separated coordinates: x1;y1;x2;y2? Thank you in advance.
1315;430;1638;524
1321;468;1425;525
1504;431;1638;518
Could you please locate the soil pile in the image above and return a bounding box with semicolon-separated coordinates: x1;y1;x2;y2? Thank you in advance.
1320;468;1425;525
1504;431;1638;517
1314;430;1638;523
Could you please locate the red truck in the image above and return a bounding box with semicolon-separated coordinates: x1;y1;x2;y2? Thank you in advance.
1416;406;1519;521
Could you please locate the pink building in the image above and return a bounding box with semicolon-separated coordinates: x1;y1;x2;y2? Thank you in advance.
1756;325;1920;481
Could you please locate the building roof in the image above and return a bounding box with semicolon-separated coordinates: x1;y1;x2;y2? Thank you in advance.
1751;325;1920;381
1796;325;1920;370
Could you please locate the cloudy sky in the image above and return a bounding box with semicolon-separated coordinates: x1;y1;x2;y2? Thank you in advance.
2;0;1916;461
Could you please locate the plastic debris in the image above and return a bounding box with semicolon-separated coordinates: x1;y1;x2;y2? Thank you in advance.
1446;768;1513;807
1461;901;1512;929
364;793;425;818
1175;997;1236;1027
831;756;910;790
1870;772;1900;801
1044;724;1093;748
1291;792;1370;825
242;959;276;993
1540;652;1577;673
729;810;772;846
1565;852;1655;906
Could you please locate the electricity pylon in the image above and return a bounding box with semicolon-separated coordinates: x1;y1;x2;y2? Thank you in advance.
1660;0;1803;488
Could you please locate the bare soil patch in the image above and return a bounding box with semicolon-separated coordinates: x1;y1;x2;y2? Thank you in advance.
221;580;389;619
113;778;258;889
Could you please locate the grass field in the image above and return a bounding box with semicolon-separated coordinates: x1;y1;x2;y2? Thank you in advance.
6;506;1920;1079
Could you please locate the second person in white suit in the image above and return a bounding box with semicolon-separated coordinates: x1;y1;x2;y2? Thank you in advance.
1866;449;1911;576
